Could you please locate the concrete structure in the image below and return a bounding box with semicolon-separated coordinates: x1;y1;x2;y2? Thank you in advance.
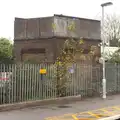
14;14;101;63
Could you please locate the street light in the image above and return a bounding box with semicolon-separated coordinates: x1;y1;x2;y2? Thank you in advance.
101;2;113;99
101;2;113;7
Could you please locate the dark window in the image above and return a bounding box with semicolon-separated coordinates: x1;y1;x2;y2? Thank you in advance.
64;48;74;53
21;48;45;54
83;49;89;54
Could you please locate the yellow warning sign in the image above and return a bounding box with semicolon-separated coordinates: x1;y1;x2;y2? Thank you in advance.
39;69;46;74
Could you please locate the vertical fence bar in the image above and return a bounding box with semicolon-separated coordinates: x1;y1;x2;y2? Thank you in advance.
8;64;11;104
77;64;79;96
43;64;45;99
73;64;75;96
83;64;85;97
15;64;17;103
14;64;16;103
12;64;14;103
40;64;43;100
47;63;49;99
53;64;56;98
90;65;93;96
33;64;35;100
0;64;2;104
45;63;47;99
39;64;41;99
26;63;28;101
85;64;87;97
115;63;118;93
117;64;120;92
23;63;25;101
3;64;5;104
37;64;40;99
78;64;81;97
30;64;33;100
98;66;101;96
86;65;89;96
86;65;88;96
27;64;30;100
10;64;13;104
34;64;37;100
20;64;22;102
37;64;39;100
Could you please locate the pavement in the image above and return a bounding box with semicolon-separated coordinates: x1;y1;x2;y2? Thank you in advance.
0;94;120;120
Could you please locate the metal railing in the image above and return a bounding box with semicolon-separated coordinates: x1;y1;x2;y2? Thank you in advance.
0;63;119;105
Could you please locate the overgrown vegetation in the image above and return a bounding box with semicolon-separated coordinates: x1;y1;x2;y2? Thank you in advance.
53;21;96;97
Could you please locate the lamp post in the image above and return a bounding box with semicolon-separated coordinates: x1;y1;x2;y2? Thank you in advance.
101;2;113;99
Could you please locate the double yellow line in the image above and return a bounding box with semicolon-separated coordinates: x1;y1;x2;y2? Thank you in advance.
45;105;120;120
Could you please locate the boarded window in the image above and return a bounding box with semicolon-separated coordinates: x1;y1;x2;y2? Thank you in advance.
21;48;45;54
21;48;46;63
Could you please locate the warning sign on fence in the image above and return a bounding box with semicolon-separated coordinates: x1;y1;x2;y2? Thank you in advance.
39;69;46;74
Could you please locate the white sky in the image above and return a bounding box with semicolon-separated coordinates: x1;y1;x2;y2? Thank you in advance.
0;0;119;40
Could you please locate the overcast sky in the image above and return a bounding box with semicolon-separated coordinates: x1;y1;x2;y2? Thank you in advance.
0;0;119;40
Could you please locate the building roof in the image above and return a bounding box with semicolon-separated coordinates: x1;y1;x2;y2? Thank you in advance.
15;14;100;22
54;14;100;22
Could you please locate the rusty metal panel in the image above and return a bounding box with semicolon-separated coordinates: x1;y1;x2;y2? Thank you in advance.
53;16;68;37
14;18;26;39
26;18;39;39
39;17;53;37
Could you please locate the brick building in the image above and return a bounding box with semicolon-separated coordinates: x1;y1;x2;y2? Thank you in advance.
14;14;101;64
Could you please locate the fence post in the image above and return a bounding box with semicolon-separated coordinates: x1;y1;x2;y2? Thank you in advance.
116;63;120;92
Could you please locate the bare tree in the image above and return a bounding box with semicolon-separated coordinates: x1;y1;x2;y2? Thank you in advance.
103;14;120;47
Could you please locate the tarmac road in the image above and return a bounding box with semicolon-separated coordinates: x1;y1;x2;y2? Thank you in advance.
0;95;120;120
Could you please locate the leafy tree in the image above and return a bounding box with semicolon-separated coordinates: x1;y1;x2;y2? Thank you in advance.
0;37;13;64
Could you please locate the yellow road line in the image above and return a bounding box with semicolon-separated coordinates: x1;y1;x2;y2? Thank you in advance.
45;113;74;119
113;106;120;110
74;106;117;116
72;114;78;120
100;109;115;115
87;111;101;118
72;115;93;120
45;105;120;120
77;105;120;115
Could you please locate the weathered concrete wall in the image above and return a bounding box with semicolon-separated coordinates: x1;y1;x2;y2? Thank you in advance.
14;39;55;62
14;17;53;40
53;15;100;39
14;37;100;63
14;18;26;39
14;15;100;40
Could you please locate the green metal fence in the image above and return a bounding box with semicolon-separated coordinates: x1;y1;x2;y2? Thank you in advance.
0;63;119;105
